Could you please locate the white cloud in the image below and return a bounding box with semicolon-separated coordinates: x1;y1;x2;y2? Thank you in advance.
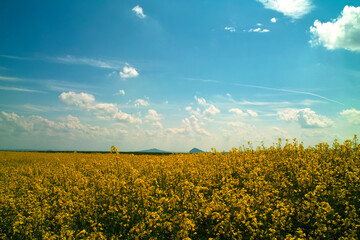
228;121;248;128
94;103;118;114
229;108;248;117
249;28;270;33
113;110;141;124
59;91;95;108
195;96;207;106
59;91;141;124
167;115;210;136
310;6;360;52
132;5;146;19
0;86;44;93
146;109;162;121
225;26;236;32
0;76;22;81
134;99;149;108
247;110;258;117
229;108;258;117
278;108;333;128
120;65;139;79
203;104;220;117
257;0;313;19
340;109;360;125
114;89;125;96
0;111;114;137
193;96;220;118
152;122;163;129
271;17;277;23
54;55;122;69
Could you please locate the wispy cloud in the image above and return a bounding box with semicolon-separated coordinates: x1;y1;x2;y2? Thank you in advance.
52;55;124;69
186;78;221;83
0;55;33;60
132;5;146;19
234;83;345;106
0;86;44;93
0;76;22;81
232;99;291;106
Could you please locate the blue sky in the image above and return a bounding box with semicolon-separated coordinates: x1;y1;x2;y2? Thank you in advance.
1;0;359;151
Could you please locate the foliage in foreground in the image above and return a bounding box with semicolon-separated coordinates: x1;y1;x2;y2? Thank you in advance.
0;138;360;239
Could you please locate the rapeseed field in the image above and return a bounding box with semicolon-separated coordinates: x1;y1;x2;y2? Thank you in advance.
0;137;359;239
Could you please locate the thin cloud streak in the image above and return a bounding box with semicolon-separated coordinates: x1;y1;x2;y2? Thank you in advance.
0;76;22;81
234;83;345;106
0;55;33;60
1;54;125;70
186;78;221;83
51;55;124;70
0;86;45;93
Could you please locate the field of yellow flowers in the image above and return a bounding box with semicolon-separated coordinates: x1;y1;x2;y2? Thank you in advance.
1;138;359;239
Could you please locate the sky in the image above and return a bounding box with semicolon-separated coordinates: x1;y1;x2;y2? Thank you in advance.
0;0;360;152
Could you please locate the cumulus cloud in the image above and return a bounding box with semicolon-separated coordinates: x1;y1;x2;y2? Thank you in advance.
340;109;360;125
249;28;270;33
0;111;116;137
113;110;142;124
257;0;313;19
229;108;248;117
229;108;258;117
225;26;236;32
59;91;141;124
146;109;162;121
310;6;360;52
278;108;333;128
167;115;210;136
59;91;95;108
132;5;146;19
271;17;277;23
94;103;118;114
193;96;220;118
203;105;220;117
120;65;139;79
134;99;149;108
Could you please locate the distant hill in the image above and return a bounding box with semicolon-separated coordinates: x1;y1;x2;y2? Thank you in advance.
189;148;204;153
139;148;169;153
